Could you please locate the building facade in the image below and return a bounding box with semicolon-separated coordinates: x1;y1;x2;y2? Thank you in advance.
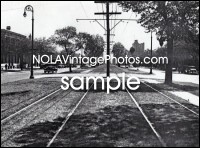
132;40;145;56
1;29;30;68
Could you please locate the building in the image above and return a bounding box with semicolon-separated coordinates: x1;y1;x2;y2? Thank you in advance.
1;29;30;69
132;40;145;56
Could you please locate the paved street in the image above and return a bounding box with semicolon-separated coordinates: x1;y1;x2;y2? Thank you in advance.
1;65;199;85
1;67;199;84
1;68;77;84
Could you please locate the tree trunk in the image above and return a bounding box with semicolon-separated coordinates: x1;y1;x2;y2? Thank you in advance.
80;58;83;68
165;36;174;84
20;54;24;71
67;50;72;73
69;64;72;73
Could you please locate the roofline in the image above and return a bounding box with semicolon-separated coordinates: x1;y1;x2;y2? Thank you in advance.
1;29;27;38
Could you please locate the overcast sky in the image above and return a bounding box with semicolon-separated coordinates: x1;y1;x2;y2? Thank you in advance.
1;1;160;51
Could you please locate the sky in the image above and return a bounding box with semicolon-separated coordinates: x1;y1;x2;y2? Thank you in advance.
1;1;160;51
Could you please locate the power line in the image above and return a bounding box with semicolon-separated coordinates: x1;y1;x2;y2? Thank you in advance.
115;11;134;43
79;1;95;33
111;3;118;43
80;1;89;19
96;3;101;20
122;12;134;35
102;4;106;36
77;1;136;77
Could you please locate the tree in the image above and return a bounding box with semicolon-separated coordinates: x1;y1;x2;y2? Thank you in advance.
76;32;91;50
130;47;135;56
50;26;77;72
75;33;104;67
75;32;91;67
112;42;125;58
84;34;105;58
173;40;199;69
35;37;57;55
19;38;32;70
154;40;199;70
34;38;58;67
112;42;127;67
119;1;199;84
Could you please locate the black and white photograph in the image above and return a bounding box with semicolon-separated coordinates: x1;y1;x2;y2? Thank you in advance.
1;1;199;147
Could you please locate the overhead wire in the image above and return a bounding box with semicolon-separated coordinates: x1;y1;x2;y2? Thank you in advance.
79;1;95;33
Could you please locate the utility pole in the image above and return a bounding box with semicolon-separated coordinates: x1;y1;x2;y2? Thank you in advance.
77;1;137;77
94;1;121;77
150;31;153;74
106;2;110;77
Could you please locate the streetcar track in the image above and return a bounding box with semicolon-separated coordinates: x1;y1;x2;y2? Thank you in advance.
1;65;199;147
126;82;199;147
46;83;94;147
1;87;60;114
1;88;62;124
141;81;199;117
46;80;166;147
126;81;199;147
1;89;73;146
2;89;71;127
114;70;168;147
114;65;198;116
126;87;167;147
112;67;199;146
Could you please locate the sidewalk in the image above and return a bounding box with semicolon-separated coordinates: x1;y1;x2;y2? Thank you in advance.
170;91;199;106
126;67;199;107
1;69;22;74
139;67;199;85
137;76;199;107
